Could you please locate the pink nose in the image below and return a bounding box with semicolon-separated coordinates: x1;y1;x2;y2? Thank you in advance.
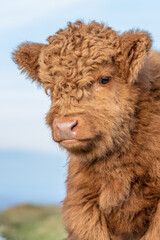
55;120;78;141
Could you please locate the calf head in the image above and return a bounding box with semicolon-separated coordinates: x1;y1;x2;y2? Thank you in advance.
13;21;152;162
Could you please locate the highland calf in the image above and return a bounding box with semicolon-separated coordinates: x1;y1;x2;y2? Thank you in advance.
13;21;160;240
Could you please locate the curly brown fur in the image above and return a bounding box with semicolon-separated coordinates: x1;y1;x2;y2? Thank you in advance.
13;21;160;240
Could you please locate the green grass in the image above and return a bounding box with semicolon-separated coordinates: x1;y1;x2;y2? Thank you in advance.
0;204;67;240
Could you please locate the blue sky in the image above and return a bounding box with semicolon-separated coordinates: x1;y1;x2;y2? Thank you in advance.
0;0;160;208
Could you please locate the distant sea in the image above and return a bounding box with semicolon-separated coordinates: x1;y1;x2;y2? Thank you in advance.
0;150;67;211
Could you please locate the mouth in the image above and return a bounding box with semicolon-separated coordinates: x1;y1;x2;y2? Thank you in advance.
59;137;93;147
60;139;79;144
59;139;87;151
58;136;101;154
58;135;102;146
59;139;95;156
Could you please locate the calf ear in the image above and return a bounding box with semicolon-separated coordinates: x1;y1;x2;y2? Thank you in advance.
118;31;152;84
13;42;45;83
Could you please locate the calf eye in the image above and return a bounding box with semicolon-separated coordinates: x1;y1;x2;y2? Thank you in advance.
99;76;111;85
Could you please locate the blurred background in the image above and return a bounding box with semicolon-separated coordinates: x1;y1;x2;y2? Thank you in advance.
0;0;160;238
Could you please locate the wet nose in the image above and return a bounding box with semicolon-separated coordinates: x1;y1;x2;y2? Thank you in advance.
55;120;78;141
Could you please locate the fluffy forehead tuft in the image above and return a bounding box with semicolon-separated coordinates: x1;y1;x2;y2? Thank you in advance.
47;21;118;48
38;21;120;93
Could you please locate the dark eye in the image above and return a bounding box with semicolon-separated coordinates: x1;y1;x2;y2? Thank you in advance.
99;76;111;85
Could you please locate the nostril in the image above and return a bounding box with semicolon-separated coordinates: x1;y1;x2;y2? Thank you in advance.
71;120;78;131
